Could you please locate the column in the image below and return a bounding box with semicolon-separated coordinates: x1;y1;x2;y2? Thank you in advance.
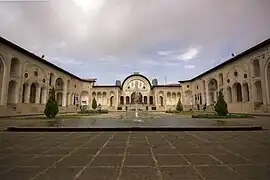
115;91;119;107
35;86;41;104
24;85;30;103
63;92;67;106
67;93;70;105
206;84;210;105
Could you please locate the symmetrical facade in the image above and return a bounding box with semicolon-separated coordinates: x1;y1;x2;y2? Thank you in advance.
0;36;269;116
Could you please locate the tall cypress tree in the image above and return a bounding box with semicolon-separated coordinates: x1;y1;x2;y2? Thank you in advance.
214;91;228;116
44;87;59;118
92;97;97;110
176;99;183;112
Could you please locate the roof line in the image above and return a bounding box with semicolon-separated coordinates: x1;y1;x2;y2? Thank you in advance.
0;36;96;83
179;38;270;83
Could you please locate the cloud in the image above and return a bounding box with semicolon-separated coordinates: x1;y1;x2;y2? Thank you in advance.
157;51;172;56
49;56;83;65
174;48;199;61
164;62;179;66
0;0;269;84
184;65;195;69
140;60;159;65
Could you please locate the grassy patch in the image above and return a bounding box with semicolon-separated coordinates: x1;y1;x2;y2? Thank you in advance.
192;113;254;119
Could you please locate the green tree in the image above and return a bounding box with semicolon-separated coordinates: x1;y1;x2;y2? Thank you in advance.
176;99;183;112
214;91;228;116
92;97;97;110
44;87;59;118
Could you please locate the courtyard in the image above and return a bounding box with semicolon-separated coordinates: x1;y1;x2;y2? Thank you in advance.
0;112;270;180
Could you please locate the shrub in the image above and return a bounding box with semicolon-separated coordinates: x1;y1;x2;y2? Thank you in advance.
92;97;97;110
44;88;59;118
214;91;228;116
176;99;183;112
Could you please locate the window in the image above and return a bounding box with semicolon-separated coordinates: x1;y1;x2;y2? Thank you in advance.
24;73;28;78
227;79;230;83
34;71;38;76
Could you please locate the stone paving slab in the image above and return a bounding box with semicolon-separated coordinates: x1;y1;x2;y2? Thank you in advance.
0;130;270;180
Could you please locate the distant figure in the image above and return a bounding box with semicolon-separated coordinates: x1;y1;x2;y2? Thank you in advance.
231;53;235;57
197;104;200;110
98;103;102;114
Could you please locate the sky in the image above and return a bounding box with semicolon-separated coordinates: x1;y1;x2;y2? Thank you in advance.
0;0;270;85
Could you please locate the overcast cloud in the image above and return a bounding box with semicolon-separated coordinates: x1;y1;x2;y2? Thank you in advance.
0;0;269;84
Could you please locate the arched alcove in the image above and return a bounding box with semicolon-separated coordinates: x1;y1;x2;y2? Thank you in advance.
208;78;218;104
10;58;20;77
232;83;242;102
29;83;37;103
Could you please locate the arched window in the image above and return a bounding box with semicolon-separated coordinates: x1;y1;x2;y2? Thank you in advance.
126;96;130;104
144;96;147;104
55;78;64;91
159;96;164;106
120;96;124;105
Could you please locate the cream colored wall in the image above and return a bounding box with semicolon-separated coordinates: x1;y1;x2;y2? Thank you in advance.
180;44;270;113
0;42;93;116
90;87;119;110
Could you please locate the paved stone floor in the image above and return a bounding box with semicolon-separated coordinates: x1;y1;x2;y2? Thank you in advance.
0;130;270;180
0;113;270;179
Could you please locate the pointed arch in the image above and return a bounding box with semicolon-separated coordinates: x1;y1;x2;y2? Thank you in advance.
232;82;242;102
30;83;37;103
